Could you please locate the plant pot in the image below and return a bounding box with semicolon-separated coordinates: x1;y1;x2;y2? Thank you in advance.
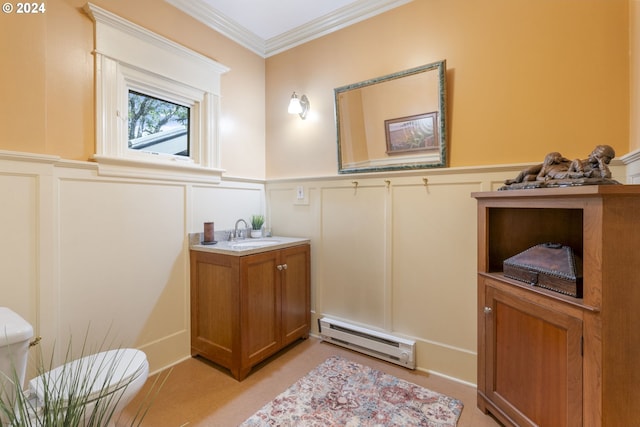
251;230;262;238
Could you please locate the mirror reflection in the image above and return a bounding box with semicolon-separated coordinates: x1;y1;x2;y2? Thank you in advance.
335;60;447;174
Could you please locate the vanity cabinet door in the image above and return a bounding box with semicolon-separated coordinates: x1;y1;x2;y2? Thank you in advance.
280;244;310;346
190;251;240;374
482;282;583;427
240;250;281;372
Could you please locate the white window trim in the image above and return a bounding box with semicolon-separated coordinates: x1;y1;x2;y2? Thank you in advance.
84;3;229;183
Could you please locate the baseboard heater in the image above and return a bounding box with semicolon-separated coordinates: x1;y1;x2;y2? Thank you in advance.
318;317;416;369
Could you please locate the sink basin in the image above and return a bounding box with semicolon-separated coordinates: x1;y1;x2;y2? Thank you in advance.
229;239;281;250
192;235;308;256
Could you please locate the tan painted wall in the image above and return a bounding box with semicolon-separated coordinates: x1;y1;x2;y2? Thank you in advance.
266;0;629;178
0;0;266;178
0;0;631;175
631;0;640;153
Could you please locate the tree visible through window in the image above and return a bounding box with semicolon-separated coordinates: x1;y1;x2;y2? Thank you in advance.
128;91;190;156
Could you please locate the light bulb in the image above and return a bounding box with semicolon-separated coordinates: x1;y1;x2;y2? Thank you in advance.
288;94;302;114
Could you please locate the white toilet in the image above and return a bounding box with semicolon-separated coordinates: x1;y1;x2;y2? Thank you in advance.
0;307;149;426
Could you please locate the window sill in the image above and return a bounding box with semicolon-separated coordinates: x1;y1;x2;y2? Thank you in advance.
92;155;224;184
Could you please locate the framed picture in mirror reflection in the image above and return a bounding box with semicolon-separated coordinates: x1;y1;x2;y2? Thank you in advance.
385;112;438;155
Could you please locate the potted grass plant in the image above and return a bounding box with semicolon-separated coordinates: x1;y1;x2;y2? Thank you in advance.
250;214;265;238
0;334;169;427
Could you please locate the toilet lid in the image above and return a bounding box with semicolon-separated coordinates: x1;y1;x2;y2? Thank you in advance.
29;348;148;404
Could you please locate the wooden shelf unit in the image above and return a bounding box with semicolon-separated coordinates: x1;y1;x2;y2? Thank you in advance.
473;186;640;427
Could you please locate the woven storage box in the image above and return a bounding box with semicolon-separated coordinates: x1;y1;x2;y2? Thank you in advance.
503;243;583;298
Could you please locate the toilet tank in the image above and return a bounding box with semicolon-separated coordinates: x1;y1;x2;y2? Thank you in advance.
0;307;34;401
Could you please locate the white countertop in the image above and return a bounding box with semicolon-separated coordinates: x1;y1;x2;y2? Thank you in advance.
190;236;309;256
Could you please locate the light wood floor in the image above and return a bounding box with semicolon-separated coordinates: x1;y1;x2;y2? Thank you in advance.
118;337;501;426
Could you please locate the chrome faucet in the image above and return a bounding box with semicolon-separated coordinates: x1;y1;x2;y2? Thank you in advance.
233;218;248;240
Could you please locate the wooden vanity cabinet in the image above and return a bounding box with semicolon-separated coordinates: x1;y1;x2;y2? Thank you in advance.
190;244;310;381
473;186;640;427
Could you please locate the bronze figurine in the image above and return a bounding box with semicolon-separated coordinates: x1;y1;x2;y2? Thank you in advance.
501;145;619;190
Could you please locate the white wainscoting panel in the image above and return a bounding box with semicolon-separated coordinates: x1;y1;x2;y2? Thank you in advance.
266;168;576;384
320;183;388;329
0;150;265;374
391;181;479;348
0;173;39;327
58;177;188;362
2;149;635;384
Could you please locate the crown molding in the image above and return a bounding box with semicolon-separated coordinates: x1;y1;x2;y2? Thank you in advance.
164;0;266;56
165;0;413;58
266;0;412;57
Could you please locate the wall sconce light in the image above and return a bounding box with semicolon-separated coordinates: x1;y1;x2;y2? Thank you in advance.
288;92;310;120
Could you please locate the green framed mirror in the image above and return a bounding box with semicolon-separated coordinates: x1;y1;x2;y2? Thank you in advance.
335;60;447;174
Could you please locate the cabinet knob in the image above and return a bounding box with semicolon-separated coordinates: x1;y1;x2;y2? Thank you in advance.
282;264;287;270
277;264;283;271
484;306;492;314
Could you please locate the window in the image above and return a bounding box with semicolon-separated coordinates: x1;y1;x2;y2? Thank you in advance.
85;3;229;182
128;91;190;157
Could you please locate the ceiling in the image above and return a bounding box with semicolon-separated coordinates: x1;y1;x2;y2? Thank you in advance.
165;0;412;57
200;0;364;40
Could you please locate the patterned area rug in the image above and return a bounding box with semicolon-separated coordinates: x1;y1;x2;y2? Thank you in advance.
240;355;463;426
